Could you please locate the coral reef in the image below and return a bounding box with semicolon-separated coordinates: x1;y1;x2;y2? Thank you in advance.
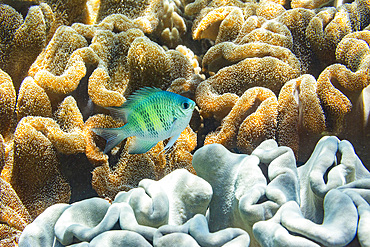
157;0;187;48
3;94;86;220
305;0;370;67
0;178;32;246
0;69;16;139
297;136;370;222
18;137;370;247
28;25;89;98
0;3;55;89
196;52;299;120
204;87;278;153
277;74;325;160
10;116;72;219
95;0;163;33
90;122;197;199
16;76;52;122
253;189;358;246
1;0;370;245
317;30;370;133
193;139;300;246
19;169;249;247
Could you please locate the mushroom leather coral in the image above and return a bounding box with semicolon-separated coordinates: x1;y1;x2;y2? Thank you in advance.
96;0;164;33
9;96;85;218
0;178;32;246
277;74;325;160
192;6;244;43
204;87;278;154
28;26;89;96
16;77;52;122
10;117;71;218
317;31;370;133
196;55;300;120
0;3;55;90
0;69;16;140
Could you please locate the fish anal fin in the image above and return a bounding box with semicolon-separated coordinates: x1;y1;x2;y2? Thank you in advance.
92;125;130;153
128;137;158;154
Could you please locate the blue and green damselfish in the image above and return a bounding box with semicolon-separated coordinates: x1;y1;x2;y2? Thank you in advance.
92;87;196;154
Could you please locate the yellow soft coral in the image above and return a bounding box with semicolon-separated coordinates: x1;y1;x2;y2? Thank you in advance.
28;26;89;95
0;3;55;89
196;53;300;120
0;69;16;140
16;77;52;122
306;7;352;66
192;6;244;43
0;177;32;246
10;117;71;218
317;31;370;133
205;87;278;154
277;74;325;160
96;0;164;33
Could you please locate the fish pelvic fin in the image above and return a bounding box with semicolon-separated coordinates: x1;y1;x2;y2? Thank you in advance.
92;125;130;153
163;133;181;152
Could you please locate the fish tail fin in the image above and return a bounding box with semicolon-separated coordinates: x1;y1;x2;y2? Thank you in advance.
92;126;130;153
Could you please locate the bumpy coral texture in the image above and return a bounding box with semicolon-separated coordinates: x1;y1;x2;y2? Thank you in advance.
0;178;32;247
16;77;52;122
95;0;164;33
317;31;370;132
28;25;89;97
0;3;55;89
88;113;197;199
277;74;325;160
204;87;278;154
10;116;71;219
0;69;16;140
18;137;370;247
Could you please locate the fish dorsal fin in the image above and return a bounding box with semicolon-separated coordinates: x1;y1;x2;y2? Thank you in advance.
126;87;162;104
106;106;129;122
106;87;162;121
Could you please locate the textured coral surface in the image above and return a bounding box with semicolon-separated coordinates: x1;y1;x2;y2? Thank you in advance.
0;0;370;246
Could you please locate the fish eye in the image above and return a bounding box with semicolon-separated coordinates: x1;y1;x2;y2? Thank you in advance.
182;102;190;109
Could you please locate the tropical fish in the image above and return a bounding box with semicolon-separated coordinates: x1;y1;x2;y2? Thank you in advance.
92;87;196;154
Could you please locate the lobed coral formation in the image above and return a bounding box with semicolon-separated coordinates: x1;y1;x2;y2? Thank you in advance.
19;169;247;247
18;137;370;246
317;30;370;133
277;74;326;160
0;69;16;140
0;3;55;89
0;0;370;246
0;178;32;246
204;87;278;154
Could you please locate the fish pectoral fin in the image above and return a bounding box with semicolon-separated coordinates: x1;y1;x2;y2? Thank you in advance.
128;137;158;154
163;133;181;151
